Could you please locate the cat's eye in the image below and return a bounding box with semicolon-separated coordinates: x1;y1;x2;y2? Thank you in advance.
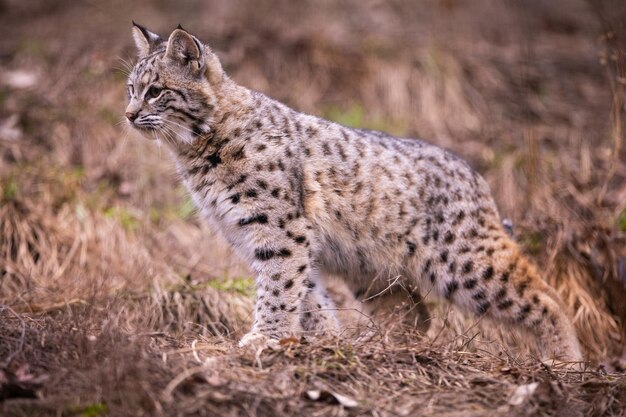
146;86;162;100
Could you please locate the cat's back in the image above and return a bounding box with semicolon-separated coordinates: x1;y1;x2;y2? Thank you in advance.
297;115;497;223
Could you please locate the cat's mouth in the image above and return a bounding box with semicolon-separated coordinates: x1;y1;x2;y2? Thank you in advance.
128;122;158;140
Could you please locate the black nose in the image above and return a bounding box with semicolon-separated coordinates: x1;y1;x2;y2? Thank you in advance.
125;111;138;122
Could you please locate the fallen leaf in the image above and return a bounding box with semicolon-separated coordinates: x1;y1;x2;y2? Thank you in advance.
0;115;23;141
279;336;300;346
2;70;38;89
509;382;539;406
306;389;358;408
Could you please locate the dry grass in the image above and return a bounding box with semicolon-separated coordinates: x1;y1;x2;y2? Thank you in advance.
0;0;625;415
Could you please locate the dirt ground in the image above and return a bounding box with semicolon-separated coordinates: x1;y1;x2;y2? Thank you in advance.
1;0;625;416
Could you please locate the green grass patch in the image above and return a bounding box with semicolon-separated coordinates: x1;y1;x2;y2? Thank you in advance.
104;206;140;232
207;276;255;298
520;231;543;256
16;38;45;58
1;177;19;201
177;196;197;220
618;208;626;233
66;402;108;417
80;402;108;417
323;104;407;136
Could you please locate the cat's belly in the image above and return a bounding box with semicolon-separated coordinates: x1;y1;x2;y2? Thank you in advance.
315;229;404;294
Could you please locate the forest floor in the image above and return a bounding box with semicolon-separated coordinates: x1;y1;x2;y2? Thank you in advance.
0;0;625;416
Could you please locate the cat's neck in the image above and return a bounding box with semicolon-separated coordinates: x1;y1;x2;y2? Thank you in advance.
172;78;257;160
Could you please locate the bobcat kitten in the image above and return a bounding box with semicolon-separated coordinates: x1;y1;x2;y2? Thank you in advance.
125;23;582;361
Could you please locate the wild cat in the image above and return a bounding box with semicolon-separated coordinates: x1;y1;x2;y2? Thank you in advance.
125;23;582;361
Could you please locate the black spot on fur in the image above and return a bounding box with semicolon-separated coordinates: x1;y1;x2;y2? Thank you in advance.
444;281;459;299
462;261;473;274
271;188;280;198
444;231;455;244
463;278;478;289
245;189;258;198
230;193;240;204
257;179;268;189
482;266;494;281
284;280;294;289
294;236;306;244
495;287;507;301
477;302;491;315
255;248;275;261
423;259;432;273
207;152;221;168
278;248;292;257
472;290;487;300
497;299;514;310
439;250;449;263
516;280;530;297
297;265;307;273
517;304;532;322
407;241;416;255
239;214;268;226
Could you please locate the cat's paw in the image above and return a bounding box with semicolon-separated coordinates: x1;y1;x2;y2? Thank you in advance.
238;331;280;350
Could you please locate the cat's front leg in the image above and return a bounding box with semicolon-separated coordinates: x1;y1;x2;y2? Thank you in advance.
239;217;313;347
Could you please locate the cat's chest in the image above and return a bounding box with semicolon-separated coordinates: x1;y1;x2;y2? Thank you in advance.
184;174;236;226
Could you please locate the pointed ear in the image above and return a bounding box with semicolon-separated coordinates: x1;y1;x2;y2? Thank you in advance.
165;28;224;82
164;28;204;71
131;21;162;58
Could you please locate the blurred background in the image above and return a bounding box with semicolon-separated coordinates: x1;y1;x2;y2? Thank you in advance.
0;0;625;414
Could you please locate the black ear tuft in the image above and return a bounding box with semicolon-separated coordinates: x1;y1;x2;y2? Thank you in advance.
177;24;184;30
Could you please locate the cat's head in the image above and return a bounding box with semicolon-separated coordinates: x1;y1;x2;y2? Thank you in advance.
125;23;224;144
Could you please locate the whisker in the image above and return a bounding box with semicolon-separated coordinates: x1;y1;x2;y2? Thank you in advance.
162;118;197;137
113;66;131;76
